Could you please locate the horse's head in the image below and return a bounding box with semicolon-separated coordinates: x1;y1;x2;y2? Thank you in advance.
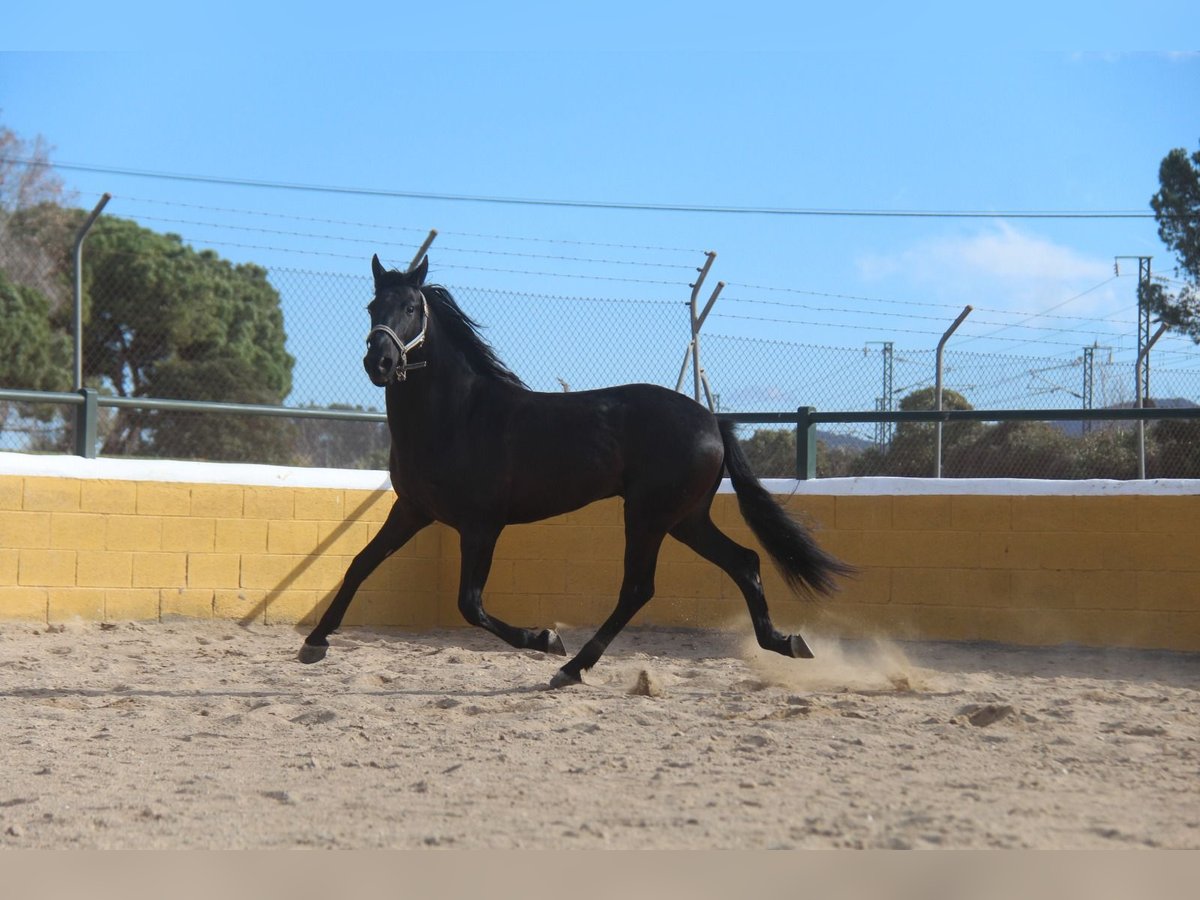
364;253;430;386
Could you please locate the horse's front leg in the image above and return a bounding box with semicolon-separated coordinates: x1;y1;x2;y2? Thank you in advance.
299;499;431;663
457;527;565;655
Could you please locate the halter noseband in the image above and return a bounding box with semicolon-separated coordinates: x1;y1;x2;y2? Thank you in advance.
367;292;430;383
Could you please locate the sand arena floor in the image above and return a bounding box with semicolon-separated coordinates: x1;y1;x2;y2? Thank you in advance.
1;619;1197;849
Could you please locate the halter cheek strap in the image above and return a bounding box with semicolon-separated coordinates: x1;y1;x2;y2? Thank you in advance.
367;294;430;382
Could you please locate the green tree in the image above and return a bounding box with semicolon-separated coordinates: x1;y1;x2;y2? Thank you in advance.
851;387;979;476
947;420;1073;478
0;267;70;392
293;405;390;470
1147;141;1200;339
10;207;296;461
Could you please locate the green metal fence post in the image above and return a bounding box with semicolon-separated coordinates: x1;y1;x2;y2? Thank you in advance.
795;406;817;480
75;388;98;458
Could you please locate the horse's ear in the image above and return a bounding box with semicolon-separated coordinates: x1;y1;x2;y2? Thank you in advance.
409;254;429;286
371;253;387;284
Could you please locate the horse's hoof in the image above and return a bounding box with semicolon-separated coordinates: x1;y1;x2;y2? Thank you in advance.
549;667;581;689
298;642;328;664
789;634;815;659
540;629;566;656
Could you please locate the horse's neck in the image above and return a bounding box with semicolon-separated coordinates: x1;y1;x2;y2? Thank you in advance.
385;343;479;424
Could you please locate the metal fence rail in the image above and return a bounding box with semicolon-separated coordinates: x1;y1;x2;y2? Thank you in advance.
4;388;1199;481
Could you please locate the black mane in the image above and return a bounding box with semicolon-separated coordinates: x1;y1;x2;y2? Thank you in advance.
422;284;526;388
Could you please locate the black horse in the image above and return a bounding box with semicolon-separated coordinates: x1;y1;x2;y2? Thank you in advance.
300;255;852;687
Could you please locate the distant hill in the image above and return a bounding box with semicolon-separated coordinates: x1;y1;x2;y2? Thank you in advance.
817;430;873;452
1052;398;1200;437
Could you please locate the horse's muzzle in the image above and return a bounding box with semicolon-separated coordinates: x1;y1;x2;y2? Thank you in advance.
364;351;396;386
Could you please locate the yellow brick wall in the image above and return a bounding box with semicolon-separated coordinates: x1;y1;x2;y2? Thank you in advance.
1;470;1197;651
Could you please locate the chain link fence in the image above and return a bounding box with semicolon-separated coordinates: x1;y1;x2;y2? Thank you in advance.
3;247;1199;477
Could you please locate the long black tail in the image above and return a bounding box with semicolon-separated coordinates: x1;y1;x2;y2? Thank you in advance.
719;420;855;596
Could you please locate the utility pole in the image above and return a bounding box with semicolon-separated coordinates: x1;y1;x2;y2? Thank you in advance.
866;341;894;447
1115;256;1153;405
1082;344;1095;434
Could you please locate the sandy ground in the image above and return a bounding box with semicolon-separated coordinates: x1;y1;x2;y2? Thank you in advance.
1;618;1198;850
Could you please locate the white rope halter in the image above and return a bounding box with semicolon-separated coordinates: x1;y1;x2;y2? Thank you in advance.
366;292;430;382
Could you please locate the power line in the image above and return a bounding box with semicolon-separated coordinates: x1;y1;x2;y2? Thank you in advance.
114;194;704;254
1;156;1169;219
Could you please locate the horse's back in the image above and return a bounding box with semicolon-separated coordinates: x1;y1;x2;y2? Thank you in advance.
503;382;723;523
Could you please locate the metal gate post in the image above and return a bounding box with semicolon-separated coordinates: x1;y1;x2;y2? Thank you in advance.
796;406;817;480
74;388;98;458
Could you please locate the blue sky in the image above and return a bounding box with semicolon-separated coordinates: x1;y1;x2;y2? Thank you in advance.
3;6;1199;409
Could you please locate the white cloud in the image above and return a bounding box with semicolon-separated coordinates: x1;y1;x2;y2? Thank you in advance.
856;223;1117;313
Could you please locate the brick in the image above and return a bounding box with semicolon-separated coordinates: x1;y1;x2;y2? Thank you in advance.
1156;611;1200;652
1035;532;1103;571
187;553;241;589
160;588;214;619
1;586;48;622
835;496;893;531
262;589;321;625
884;530;979;569
190;484;245;517
978;532;1046;570
950;496;1010;532
565;560;619;597
694;597;745;629
161;517;216;552
132;552;187;588
316;520;371;556
513;559;566;595
1123;532;1196;572
214;589;267;622
0;548;17;585
658;561;726;600
0;477;22;509
0;511;51;549
789;494;837;531
1011;496;1076;533
1136;571;1200;612
49;587;105;622
215;518;268;553
22;478;81;512
636;596;698;628
242;486;294;520
267;520;320;555
240;555;302;590
1072;496;1138;533
50;513;108;550
80;480;137;514
136;483;192;516
293;488;345;521
560;498;622;526
105;515;164;551
19;548;77;587
890;568;954;606
892;495;953;530
342;489;393;523
484;594;548;629
76;550;133;588
1009;570;1080;610
1137;496;1200;534
1070;570;1137;610
835;565;891;606
105;589;160;621
360;556;432;594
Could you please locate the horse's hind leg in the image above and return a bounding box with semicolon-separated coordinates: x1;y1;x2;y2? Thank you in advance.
670;511;813;659
299;500;431;663
550;524;665;688
457;528;565;655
